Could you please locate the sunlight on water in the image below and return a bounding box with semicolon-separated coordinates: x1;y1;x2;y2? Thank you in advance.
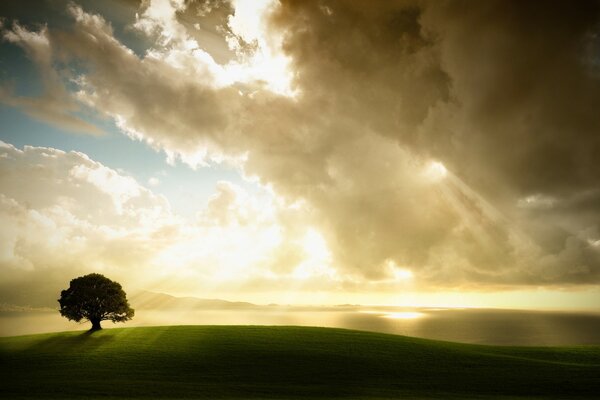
381;311;425;319
359;310;425;319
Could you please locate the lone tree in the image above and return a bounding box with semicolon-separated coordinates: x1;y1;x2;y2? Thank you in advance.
58;273;134;331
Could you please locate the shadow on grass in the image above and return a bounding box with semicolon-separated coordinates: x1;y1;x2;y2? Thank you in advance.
21;329;116;354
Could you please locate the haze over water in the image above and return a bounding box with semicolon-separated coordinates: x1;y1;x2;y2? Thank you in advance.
3;308;599;346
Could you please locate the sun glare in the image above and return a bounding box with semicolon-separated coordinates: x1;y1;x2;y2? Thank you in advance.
221;0;296;97
291;228;333;280
392;268;414;280
359;310;426;320
424;161;448;182
385;260;414;281
302;228;330;262
382;311;425;319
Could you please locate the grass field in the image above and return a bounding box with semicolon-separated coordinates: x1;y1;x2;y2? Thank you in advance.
1;325;599;399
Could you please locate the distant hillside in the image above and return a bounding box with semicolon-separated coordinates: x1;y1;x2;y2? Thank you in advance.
0;288;429;313
129;290;362;311
130;290;260;310
1;326;599;399
0;303;55;312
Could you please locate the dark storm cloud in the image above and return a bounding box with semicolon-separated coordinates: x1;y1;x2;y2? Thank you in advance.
273;0;600;198
266;0;600;285
420;0;600;198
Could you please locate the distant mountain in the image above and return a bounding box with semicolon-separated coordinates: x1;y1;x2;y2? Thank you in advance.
1;289;357;312
2;289;420;313
129;291;261;310
0;303;55;312
128;291;378;311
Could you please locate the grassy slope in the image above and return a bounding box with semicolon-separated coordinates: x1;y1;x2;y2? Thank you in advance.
0;325;599;399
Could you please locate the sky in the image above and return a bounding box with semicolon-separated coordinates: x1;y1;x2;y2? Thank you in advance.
0;0;599;310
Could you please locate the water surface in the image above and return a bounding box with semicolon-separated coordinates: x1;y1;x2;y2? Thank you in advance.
1;307;599;346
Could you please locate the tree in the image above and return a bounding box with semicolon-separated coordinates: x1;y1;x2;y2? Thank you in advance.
58;273;134;331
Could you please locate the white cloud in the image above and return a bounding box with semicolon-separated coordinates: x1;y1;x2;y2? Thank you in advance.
134;0;187;45
0;142;344;305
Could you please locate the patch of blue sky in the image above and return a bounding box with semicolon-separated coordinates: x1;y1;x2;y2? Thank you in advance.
0;42;42;97
0;0;150;97
0;104;256;219
1;0;153;59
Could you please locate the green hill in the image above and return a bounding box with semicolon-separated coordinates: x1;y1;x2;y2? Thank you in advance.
1;325;599;399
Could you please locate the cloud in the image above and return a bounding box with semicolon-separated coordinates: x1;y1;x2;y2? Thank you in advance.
0;141;347;306
1;22;104;136
2;0;600;295
0;141;172;305
418;0;600;198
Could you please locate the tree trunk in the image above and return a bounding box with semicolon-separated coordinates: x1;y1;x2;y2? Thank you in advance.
90;319;102;331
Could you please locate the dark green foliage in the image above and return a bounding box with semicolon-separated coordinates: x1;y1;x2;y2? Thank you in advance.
0;326;598;399
58;273;134;330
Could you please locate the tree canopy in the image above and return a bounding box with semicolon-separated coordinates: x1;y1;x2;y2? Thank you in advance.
58;273;134;330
